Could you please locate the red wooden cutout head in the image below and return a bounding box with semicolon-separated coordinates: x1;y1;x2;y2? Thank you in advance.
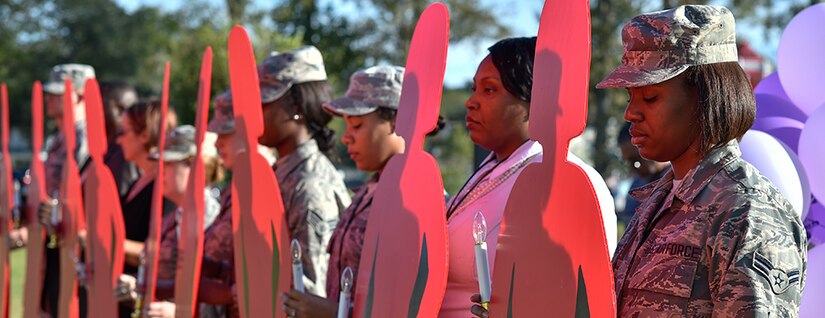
195;47;213;148
32;81;44;155
394;3;449;151
84;79;108;162
62;80;77;152
228;26;263;147
528;0;591;151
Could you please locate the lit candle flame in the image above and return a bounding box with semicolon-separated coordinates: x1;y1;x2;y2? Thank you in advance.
341;266;354;293
291;239;302;263
473;211;487;244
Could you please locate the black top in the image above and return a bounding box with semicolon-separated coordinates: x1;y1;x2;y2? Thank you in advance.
120;179;176;275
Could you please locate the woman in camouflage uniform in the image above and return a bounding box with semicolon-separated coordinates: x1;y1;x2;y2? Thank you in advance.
598;5;807;317
280;65;444;318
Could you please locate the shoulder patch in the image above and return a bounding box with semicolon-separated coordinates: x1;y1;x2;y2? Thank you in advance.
751;251;801;294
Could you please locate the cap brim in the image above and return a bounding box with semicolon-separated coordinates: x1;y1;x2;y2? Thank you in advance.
322;96;380;117
207;118;236;135
260;84;290;104
43;82;65;95
596;64;690;89
149;151;192;162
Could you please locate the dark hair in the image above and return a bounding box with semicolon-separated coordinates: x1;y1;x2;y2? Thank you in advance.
487;37;538;104
375;107;445;137
617;121;632;144
683;62;755;153
124;99;178;152
277;81;336;153
100;81;138;144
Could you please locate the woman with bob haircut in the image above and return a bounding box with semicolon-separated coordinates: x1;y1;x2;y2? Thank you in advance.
598;5;806;317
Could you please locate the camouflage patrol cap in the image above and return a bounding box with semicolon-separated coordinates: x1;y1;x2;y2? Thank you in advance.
596;5;738;89
322;65;404;116
43;64;97;95
207;90;235;134
150;125;197;162
258;46;328;104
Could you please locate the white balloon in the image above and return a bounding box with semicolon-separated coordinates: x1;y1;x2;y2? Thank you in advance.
800;246;825;317
740;130;805;220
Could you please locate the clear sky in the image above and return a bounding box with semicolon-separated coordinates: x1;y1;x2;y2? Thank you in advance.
114;0;782;87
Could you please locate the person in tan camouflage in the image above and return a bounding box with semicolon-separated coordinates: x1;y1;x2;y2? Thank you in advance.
257;46;351;297
597;5;807;317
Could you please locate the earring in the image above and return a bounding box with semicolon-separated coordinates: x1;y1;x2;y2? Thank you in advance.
293;114;301;120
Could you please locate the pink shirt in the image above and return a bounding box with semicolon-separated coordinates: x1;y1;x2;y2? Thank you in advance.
439;141;616;317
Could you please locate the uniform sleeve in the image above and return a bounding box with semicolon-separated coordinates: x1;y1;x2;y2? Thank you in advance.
285;177;341;298
708;198;807;318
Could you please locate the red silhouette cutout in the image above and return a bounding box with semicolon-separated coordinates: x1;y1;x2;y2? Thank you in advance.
23;81;48;318
138;62;170;317
82;79;126;317
58;80;83;318
352;3;450;317
0;84;12;318
175;47;212;317
228;26;290;318
488;1;616;317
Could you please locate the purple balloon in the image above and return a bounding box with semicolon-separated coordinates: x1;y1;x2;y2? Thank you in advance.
800;239;825;316
751;116;804;152
799;104;825;203
777;4;825;115
755;93;808;123
755;72;791;101
806;202;825;246
740;130;806;219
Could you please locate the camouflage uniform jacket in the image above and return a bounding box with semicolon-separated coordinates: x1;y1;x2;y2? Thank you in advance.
326;174;378;298
199;190;238;318
274;139;351;297
613;141;807;317
44;121;90;196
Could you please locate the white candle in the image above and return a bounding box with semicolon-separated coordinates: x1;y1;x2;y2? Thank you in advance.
337;267;353;318
50;190;60;227
473;211;491;309
12;180;20;227
291;239;305;293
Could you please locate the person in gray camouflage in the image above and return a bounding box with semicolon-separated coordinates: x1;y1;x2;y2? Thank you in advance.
257;46;351;297
598;5;807;317
280;65;412;318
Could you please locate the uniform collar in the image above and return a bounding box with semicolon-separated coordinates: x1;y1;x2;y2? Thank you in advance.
274;139;319;174
629;140;741;204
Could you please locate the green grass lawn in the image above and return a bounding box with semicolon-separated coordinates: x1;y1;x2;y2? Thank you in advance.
9;248;26;318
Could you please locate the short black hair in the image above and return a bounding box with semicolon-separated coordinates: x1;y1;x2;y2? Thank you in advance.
683;62;756;152
487;37;538;103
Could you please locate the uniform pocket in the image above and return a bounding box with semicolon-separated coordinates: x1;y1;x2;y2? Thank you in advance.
627;253;700;298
